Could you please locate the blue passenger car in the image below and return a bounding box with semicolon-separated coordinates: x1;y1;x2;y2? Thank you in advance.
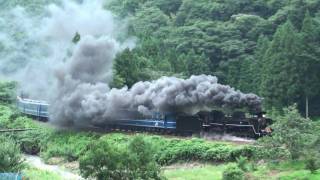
16;96;201;135
109;112;177;132
16;96;49;118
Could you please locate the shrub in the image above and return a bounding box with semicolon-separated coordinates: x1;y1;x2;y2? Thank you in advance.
15;130;46;155
305;158;318;174
127;136;162;179
0;136;24;172
251;145;291;161
258;105;317;160
0;81;16;103
154;139;240;165
40;131;98;162
229;146;254;160
79;136;163;180
305;152;320;174
236;156;248;172
222;164;245;180
79;139;128;180
203;146;232;162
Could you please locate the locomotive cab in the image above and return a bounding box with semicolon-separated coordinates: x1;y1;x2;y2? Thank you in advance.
198;110;272;138
255;112;273;135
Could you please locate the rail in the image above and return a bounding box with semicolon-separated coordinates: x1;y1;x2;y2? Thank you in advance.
0;128;37;133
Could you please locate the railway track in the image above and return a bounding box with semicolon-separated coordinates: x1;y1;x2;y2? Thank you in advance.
0;128;37;133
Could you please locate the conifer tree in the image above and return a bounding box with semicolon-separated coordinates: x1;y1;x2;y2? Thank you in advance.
260;21;300;110
250;35;270;94
298;11;320;117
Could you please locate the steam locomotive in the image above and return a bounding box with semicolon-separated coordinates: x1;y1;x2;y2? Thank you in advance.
16;96;272;138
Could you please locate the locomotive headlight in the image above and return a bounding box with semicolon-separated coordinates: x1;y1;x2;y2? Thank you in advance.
262;114;266;118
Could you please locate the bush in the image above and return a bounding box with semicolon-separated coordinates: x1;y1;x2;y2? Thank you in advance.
306;158;318;174
153;138;242;165
127;136;162;179
40;131;98;162
0;136;24;172
236;156;248;172
305;152;320;174
258;105;317;160
79;136;163;180
203;146;233;162
15;130;46;155
251;146;291;161
222;164;245;180
229;146;254;160
0;81;16;103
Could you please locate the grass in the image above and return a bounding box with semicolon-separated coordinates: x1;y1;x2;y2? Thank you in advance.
250;161;320;180
278;170;320;180
165;161;320;180
164;164;226;180
23;167;62;180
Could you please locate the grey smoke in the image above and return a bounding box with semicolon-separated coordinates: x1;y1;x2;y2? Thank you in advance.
50;36;262;127
0;0;134;99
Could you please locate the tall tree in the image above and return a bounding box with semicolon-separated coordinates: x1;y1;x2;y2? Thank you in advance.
251;35;270;94
113;49;150;88
260;21;300;110
298;11;320;117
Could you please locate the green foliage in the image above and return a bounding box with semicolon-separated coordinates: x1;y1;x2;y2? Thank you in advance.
40;131;99;162
305;151;320;174
222;163;245;180
251;146;291;161
0;136;24;173
127;136;162;179
258;105;319;159
164;164;226;180
79;136;162;180
153;138;242;165
0;81;17;103
23;167;62;180
113;48;151;87
236;156;248;172
305;158;319;174
260;21;300;110
185;50;210;76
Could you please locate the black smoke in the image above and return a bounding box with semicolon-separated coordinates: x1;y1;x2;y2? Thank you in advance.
49;36;262;127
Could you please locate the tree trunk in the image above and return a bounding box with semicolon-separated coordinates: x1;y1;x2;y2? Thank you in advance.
306;96;309;119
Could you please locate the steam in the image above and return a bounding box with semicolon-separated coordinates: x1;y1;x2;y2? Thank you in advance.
200;132;255;143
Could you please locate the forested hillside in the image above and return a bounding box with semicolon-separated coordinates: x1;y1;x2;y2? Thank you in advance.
106;0;320;116
1;0;320;116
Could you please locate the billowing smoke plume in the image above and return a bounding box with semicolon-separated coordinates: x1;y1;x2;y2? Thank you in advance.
50;35;261;126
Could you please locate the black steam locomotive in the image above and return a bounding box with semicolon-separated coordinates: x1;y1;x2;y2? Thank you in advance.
16;96;272;138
